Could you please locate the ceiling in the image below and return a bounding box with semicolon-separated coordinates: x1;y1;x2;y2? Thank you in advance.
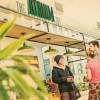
60;0;100;37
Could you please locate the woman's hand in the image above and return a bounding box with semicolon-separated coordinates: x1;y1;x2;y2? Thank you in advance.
67;76;74;82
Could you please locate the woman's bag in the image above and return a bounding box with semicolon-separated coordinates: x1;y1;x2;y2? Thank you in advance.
66;66;81;99
75;87;81;99
72;83;81;99
70;82;81;99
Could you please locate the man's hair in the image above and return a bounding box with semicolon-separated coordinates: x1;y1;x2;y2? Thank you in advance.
88;40;99;48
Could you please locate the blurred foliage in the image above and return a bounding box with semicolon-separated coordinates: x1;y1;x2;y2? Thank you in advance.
76;82;89;91
0;18;47;100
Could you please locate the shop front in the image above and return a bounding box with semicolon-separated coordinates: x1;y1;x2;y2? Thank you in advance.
0;0;91;99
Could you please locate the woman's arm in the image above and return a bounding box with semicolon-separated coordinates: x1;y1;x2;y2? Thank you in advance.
86;69;91;80
84;69;91;82
52;66;74;83
52;69;67;83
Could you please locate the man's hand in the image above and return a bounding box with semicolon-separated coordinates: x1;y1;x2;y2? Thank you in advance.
83;76;88;82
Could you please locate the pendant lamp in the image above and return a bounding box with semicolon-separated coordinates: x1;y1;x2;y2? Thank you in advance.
63;42;74;56
44;38;58;55
18;33;34;53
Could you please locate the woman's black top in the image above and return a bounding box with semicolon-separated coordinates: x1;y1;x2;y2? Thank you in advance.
52;65;74;93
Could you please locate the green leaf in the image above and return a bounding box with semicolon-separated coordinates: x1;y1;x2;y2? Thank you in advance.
6;65;28;74
15;55;36;60
0;18;16;42
29;70;47;94
12;55;47;94
0;18;47;100
11;55;30;71
3;68;46;100
3;68;33;100
32;88;45;100
0;37;25;60
0;83;9;100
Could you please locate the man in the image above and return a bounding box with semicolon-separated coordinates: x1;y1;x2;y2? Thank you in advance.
88;40;100;61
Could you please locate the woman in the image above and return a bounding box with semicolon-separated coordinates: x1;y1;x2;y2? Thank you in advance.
52;55;76;100
84;50;100;100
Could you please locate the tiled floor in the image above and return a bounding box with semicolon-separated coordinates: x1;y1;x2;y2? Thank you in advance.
48;96;88;100
29;90;89;100
48;95;88;100
79;90;88;100
79;95;88;100
48;90;89;100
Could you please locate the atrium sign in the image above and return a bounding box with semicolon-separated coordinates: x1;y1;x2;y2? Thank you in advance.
27;0;55;22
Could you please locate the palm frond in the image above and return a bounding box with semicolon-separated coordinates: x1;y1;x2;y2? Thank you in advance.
0;83;9;100
0;18;16;41
12;55;47;94
0;37;25;60
0;17;47;100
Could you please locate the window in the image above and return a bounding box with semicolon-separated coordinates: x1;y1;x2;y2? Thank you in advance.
55;2;63;12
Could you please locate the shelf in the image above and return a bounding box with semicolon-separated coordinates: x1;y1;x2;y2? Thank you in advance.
0;21;46;39
30;33;84;49
74;51;86;56
0;20;84;49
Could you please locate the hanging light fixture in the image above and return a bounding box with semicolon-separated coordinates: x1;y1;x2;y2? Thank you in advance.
63;42;74;56
44;38;58;55
18;32;34;53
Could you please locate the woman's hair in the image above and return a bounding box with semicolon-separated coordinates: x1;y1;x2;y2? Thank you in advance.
54;55;64;64
86;50;96;58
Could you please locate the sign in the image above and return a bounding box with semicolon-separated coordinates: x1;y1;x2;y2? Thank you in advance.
16;1;25;14
27;0;55;22
0;0;55;22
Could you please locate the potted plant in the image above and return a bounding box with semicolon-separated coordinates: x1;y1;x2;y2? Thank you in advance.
0;18;47;100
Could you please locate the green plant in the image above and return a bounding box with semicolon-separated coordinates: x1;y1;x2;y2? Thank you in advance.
77;82;89;91
0;18;47;100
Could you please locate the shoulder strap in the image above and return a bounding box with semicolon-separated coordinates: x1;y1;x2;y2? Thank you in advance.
65;65;71;76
